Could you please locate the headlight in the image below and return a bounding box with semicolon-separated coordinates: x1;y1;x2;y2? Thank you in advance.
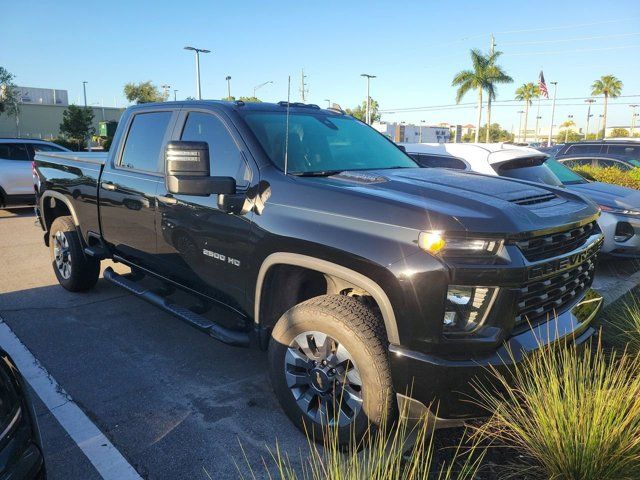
418;231;503;257
599;205;640;217
443;286;498;335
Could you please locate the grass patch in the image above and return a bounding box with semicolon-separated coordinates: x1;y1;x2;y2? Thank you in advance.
473;341;640;480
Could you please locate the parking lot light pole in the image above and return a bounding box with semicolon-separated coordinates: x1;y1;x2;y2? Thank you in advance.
324;99;331;108
565;114;574;143
184;46;211;100
360;74;376;124
173;89;178;101
630;105;639;136
82;81;91;151
253;81;273;99
548;82;558;147
225;76;232;99
517;110;524;142
585;99;596;140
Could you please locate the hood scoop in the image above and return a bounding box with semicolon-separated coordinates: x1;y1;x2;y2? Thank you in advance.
333;171;388;184
494;188;558;206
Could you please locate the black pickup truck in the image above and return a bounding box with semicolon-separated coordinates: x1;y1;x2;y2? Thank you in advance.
34;100;603;443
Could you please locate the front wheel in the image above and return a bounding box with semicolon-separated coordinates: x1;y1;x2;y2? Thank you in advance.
49;216;100;292
268;295;396;445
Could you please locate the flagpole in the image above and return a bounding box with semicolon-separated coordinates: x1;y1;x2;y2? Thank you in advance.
548;82;558;147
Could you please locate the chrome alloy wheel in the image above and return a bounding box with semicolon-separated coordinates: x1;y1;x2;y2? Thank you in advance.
53;231;72;279
284;331;363;426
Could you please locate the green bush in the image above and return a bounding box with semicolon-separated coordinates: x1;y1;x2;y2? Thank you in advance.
473;342;640;480
51;136;82;151
573;165;640;190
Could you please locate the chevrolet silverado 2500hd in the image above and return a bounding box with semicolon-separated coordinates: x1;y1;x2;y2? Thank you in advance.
34;100;603;443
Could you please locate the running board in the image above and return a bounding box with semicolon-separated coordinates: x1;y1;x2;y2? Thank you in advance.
103;267;250;347
84;245;109;260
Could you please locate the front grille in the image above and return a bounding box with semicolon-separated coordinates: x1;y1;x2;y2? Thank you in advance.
516;221;598;262
515;256;596;326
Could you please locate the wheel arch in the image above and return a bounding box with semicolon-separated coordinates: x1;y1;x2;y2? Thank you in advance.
39;191;80;245
254;252;400;344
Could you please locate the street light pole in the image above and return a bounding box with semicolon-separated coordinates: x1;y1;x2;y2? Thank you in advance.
184;46;211;100
548;82;558;146
173;89;178;101
585;99;596;140
565;114;574;143
161;84;171;101
517;110;525;142
360;74;376;124
324;99;331;108
630;105;639;136
82;81;90;151
225;76;232;99
253;81;273;99
419;120;425;143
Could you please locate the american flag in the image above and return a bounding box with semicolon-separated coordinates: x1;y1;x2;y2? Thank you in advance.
538;71;549;99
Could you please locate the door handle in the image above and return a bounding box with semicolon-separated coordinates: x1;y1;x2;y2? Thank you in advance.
101;182;116;191
157;195;178;205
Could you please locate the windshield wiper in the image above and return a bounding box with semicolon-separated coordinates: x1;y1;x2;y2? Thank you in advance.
289;170;343;177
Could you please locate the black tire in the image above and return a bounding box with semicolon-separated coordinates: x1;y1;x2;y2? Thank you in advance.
268;294;396;445
49;216;100;292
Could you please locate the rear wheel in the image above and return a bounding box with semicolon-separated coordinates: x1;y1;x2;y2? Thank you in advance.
268;294;396;445
49;216;100;291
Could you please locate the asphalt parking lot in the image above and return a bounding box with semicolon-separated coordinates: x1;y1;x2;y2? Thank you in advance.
1;208;639;480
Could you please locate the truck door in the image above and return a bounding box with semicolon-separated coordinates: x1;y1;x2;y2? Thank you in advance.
99;109;176;270
155;109;255;310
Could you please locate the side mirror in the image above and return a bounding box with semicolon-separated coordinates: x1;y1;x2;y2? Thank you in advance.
165;141;236;196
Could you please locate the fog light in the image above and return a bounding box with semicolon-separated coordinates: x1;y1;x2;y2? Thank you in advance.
614;221;634;243
443;286;497;335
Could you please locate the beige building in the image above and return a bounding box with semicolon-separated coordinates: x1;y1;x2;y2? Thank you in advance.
0;103;124;139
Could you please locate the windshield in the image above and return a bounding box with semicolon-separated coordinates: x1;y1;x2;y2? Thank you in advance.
545;158;588;185
242;112;417;174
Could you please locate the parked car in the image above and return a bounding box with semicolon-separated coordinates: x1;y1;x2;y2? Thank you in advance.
0;348;46;478
402;143;640;257
0;139;69;209
34;101;603;444
555;153;640;171
554;140;640;165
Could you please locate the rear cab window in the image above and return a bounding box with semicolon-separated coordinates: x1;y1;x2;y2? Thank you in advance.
119;111;173;173
0;143;30;161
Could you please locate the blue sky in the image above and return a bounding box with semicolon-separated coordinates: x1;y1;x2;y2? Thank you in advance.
2;0;639;133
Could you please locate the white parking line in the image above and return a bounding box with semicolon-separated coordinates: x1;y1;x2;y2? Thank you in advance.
0;318;142;480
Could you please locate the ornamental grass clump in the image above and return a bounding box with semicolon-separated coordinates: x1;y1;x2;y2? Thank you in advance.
473;341;640;480
600;293;640;354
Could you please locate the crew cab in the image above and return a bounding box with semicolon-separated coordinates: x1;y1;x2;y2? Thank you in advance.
34;101;603;443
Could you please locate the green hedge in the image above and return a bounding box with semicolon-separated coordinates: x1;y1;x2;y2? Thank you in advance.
572;166;640;190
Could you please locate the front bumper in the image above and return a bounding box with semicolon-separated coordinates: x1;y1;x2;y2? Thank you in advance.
388;289;602;420
598;212;640;258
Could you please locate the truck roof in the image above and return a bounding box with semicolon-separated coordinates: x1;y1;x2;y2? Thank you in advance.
127;100;345;116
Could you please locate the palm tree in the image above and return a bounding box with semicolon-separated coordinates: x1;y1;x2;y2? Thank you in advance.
560;119;576;143
515;83;539;142
452;49;512;143
591;75;623;138
484;52;513;142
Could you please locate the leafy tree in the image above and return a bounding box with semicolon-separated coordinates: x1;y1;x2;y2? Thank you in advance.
0;66;20;132
477;123;513;142
452;49;512;143
238;96;262;103
222;96;236;101
514;83;539;142
591;75;623;137
123;81;164;104
59;105;95;151
346;98;380;123
608;127;629;138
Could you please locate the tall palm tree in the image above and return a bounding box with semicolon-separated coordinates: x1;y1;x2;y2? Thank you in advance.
484;52;513;142
591;75;623;138
515;83;539;142
452;49;512;143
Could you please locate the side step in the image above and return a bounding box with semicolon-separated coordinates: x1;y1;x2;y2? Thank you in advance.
103;267;251;347
84;245;109;260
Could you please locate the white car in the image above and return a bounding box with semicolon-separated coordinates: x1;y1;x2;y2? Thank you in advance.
0;139;69;209
401;142;640;258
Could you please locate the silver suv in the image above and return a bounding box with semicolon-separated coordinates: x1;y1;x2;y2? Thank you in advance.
0;139;69;209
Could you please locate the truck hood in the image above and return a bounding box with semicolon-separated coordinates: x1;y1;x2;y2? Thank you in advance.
295;168;598;236
567;181;640;211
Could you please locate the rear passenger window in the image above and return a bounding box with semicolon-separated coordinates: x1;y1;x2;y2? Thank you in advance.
565;144;601;155
606;145;640;160
120;112;172;172
409;153;467;170
181;112;251;187
0;143;29;161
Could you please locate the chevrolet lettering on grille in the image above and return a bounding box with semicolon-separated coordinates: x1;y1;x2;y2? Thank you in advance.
527;236;603;281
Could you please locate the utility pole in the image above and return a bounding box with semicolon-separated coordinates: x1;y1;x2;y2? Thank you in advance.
630;104;639;136
548;81;558;147
161;84;171;101
585;99;596;140
184;46;211;100
225;76;232;99
299;69;308;102
517;110;525;142
360;73;376;124
485;33;496;143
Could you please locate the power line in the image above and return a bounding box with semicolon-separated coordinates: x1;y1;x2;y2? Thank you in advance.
495;17;639;35
500;32;640;46
504;44;640;57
